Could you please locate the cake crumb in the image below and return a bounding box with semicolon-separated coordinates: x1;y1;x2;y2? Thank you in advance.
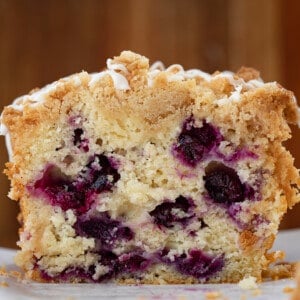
0;265;7;277
9;270;22;280
0;265;24;282
265;250;285;263
238;276;258;290
251;289;262;296
0;281;8;287
283;286;295;293
263;261;296;280
205;291;223;299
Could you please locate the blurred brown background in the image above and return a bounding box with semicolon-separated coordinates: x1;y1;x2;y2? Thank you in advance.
0;0;299;248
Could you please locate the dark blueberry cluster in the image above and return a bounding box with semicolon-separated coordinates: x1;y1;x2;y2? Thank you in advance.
73;128;89;152
160;248;224;280
149;196;195;228
40;250;152;282
173;118;221;167
75;212;133;248
174;250;224;279
117;252;151;273
33;165;85;211
203;163;245;204
41;247;224;282
33;154;120;212
76;154;120;195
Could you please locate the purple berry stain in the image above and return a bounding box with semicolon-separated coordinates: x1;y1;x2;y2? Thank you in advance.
149;196;195;228
75;212;133;248
204;163;245;204
33;154;120;212
173;117;221;167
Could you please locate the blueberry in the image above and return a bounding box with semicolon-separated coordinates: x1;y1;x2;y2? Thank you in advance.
98;251;150;279
99;250;118;266
204;163;245;204
73;128;89;152
95;250;119;280
149;196;195;228
177;134;205;166
174;249;224;279
90;175;108;191
77;154;120;194
76;212;134;247
174;118;221;167
73;128;84;145
118;253;150;273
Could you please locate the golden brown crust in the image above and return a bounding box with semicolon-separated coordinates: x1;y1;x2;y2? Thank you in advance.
239;230;260;252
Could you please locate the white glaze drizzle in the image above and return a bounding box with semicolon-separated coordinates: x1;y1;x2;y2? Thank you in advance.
149;61;165;71
0;122;12;161
147;62;269;108
106;58;129;74
89;58;130;89
148;62;265;90
89;70;130;90
0;122;7;136
88;72;107;87
4;130;12;161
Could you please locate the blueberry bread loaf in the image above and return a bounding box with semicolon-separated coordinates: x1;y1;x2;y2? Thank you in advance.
1;51;300;284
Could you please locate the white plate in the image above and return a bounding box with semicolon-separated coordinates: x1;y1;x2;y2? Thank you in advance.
0;229;299;300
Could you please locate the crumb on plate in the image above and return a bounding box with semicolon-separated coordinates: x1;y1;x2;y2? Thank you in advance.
283;286;295;293
205;291;223;299
251;289;262;296
238;276;258;290
9;270;23;280
0;281;8;288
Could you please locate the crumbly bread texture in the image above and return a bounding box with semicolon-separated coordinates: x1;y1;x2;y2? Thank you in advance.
1;51;300;284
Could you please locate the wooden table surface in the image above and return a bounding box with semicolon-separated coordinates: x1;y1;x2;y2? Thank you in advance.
0;0;299;248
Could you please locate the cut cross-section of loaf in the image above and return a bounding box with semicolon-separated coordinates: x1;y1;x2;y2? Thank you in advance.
1;51;300;284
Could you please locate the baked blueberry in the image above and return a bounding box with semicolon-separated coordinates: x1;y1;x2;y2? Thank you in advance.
204;163;245;204
149;196;195;228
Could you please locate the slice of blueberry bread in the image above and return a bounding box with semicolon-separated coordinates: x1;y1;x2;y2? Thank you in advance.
1;51;300;284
